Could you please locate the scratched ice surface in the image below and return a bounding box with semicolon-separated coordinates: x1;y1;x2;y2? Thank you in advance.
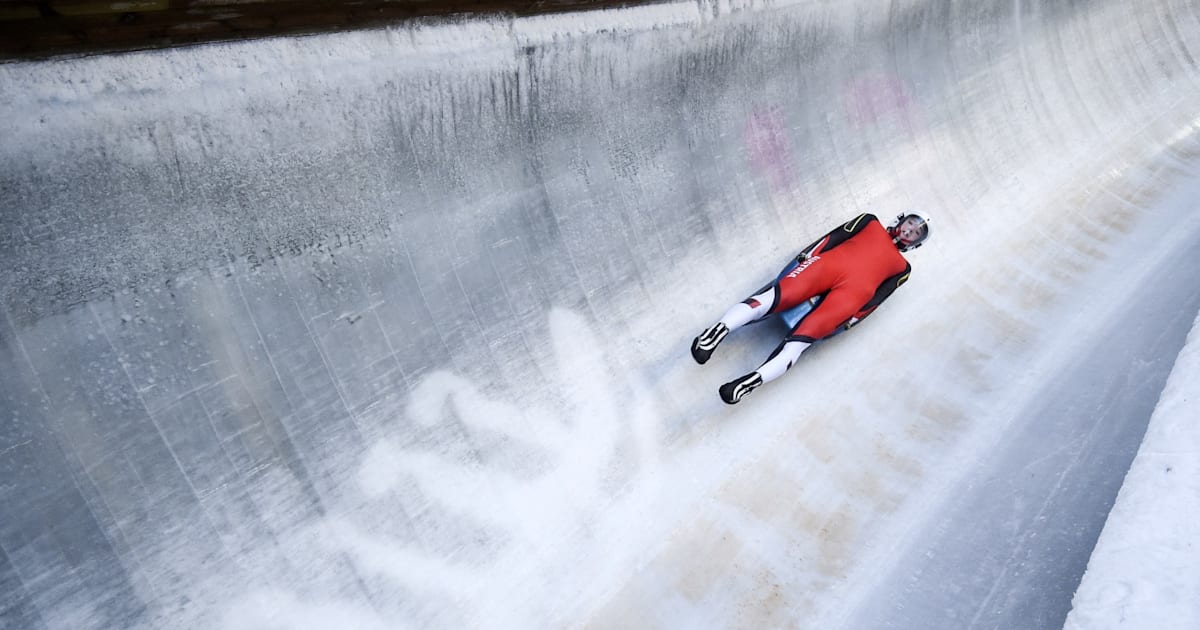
2;1;1200;629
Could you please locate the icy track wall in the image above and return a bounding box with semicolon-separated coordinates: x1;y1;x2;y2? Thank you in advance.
3;0;1200;628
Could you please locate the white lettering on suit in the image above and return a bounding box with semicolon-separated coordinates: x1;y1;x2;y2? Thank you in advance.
786;254;820;279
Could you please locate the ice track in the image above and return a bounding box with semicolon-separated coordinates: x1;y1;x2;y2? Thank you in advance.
3;1;1200;628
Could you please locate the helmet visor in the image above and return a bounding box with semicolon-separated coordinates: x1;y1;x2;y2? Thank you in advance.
894;215;928;249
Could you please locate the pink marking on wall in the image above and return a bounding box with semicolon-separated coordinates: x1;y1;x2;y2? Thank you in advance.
843;74;913;127
744;104;795;195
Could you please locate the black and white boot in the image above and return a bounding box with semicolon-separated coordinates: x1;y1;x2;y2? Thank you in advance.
719;372;763;405
691;322;730;365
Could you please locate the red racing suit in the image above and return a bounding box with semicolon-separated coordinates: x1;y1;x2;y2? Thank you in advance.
766;213;911;342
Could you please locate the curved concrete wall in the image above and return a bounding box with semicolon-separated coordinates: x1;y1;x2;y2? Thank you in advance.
3;1;1200;628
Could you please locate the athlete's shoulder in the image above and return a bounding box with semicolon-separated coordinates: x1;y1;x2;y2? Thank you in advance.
841;213;880;232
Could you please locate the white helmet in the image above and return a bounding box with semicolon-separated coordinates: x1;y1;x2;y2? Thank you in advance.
887;212;930;252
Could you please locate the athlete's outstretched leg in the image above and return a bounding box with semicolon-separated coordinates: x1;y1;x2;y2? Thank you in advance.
718;337;811;404
693;254;830;366
757;338;812;383
691;285;778;364
719;286;860;402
